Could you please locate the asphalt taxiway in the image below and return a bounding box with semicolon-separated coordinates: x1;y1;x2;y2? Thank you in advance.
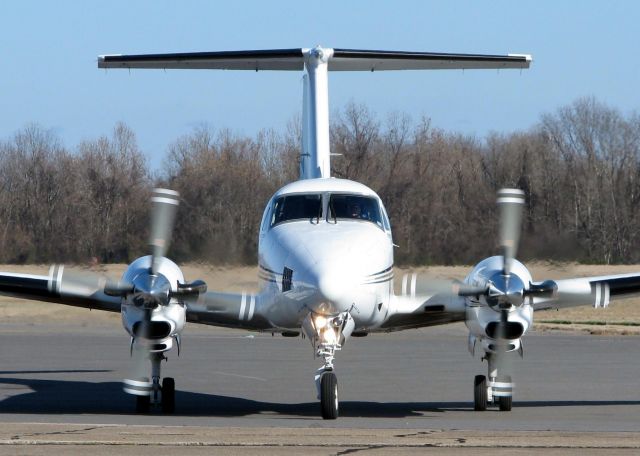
0;321;639;454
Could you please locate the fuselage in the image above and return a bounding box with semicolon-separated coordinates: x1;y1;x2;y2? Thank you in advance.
257;178;394;330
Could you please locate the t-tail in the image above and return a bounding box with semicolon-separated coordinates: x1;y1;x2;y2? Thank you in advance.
98;46;531;181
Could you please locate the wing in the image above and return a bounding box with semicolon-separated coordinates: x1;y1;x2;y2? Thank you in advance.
532;272;640;311
0;267;121;312
378;293;467;332
184;291;272;331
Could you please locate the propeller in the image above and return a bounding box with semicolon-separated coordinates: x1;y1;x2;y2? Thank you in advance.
401;188;527;306
124;188;180;395
50;188;183;302
46;188;208;398
149;188;180;276
496;188;525;280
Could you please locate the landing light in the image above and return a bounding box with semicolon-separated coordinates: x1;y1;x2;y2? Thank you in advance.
314;314;338;344
321;327;338;345
315;315;327;329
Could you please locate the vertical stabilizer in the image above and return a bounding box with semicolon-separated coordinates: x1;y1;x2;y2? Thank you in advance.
300;47;332;179
300;74;312;178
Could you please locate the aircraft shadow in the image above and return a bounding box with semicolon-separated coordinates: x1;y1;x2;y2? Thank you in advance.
0;375;639;417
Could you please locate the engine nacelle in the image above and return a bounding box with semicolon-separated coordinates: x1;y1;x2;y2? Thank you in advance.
464;255;535;356
120;255;187;347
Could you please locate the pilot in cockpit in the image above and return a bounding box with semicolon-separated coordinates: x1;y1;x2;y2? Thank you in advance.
350;203;362;219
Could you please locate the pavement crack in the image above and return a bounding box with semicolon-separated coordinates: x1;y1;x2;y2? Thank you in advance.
393;430;437;438
13;426;101;440
334;445;388;455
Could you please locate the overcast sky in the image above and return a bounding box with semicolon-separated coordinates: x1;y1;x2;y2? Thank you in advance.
2;1;638;167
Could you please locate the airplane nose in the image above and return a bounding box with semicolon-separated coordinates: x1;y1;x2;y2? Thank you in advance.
313;264;358;313
318;271;349;304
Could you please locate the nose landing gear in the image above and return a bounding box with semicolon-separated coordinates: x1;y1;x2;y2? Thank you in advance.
303;311;354;420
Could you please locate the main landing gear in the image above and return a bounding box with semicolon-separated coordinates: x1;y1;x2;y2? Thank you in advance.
124;352;176;413
473;353;513;412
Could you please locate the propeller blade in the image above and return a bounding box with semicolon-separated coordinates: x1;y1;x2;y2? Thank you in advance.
123;308;153;396
149;188;180;275
532;278;594;307
50;265;133;298
491;309;514;388
497;188;525;277
525;280;558;298
406;274;488;297
173;279;208;296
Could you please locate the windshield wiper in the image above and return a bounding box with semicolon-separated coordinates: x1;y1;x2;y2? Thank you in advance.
329;199;337;224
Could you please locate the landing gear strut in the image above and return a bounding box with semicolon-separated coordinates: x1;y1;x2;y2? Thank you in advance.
474;353;513;411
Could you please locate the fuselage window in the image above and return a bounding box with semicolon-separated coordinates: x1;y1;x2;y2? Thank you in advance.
270;194;322;227
328;194;383;228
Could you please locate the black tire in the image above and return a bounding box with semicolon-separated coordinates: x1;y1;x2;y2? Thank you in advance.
474;375;487;411
136;394;150;413
498;394;512;411
498;375;512;411
320;372;339;420
162;377;176;413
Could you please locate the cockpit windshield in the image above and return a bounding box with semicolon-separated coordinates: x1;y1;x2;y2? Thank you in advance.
271;194;322;227
329;194;383;228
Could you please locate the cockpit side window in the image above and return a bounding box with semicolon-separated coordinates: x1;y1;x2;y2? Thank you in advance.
270;194;322;227
380;203;391;232
328;194;383;228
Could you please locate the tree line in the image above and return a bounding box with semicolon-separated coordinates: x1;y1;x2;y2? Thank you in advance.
0;97;638;265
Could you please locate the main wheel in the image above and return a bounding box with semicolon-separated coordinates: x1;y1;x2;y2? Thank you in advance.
320;372;339;420
162;377;175;413
474;375;487;411
498;395;512;411
136;394;150;413
498;375;512;411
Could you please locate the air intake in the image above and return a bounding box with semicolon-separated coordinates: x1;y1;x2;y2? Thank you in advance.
485;321;524;340
132;321;172;339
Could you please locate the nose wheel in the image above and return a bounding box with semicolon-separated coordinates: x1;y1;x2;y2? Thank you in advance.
320;371;339;419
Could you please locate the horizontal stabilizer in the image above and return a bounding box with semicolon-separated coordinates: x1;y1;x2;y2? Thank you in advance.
98;48;531;71
329;49;531;71
99;49;305;71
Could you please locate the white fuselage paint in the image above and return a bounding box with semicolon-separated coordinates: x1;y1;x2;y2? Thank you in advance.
256;178;394;330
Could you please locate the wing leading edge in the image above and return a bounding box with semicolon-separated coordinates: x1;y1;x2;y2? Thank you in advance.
184;291;272;330
534;272;640;311
0;268;120;312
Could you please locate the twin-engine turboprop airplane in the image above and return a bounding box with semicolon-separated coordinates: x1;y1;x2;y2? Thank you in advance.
2;46;640;419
